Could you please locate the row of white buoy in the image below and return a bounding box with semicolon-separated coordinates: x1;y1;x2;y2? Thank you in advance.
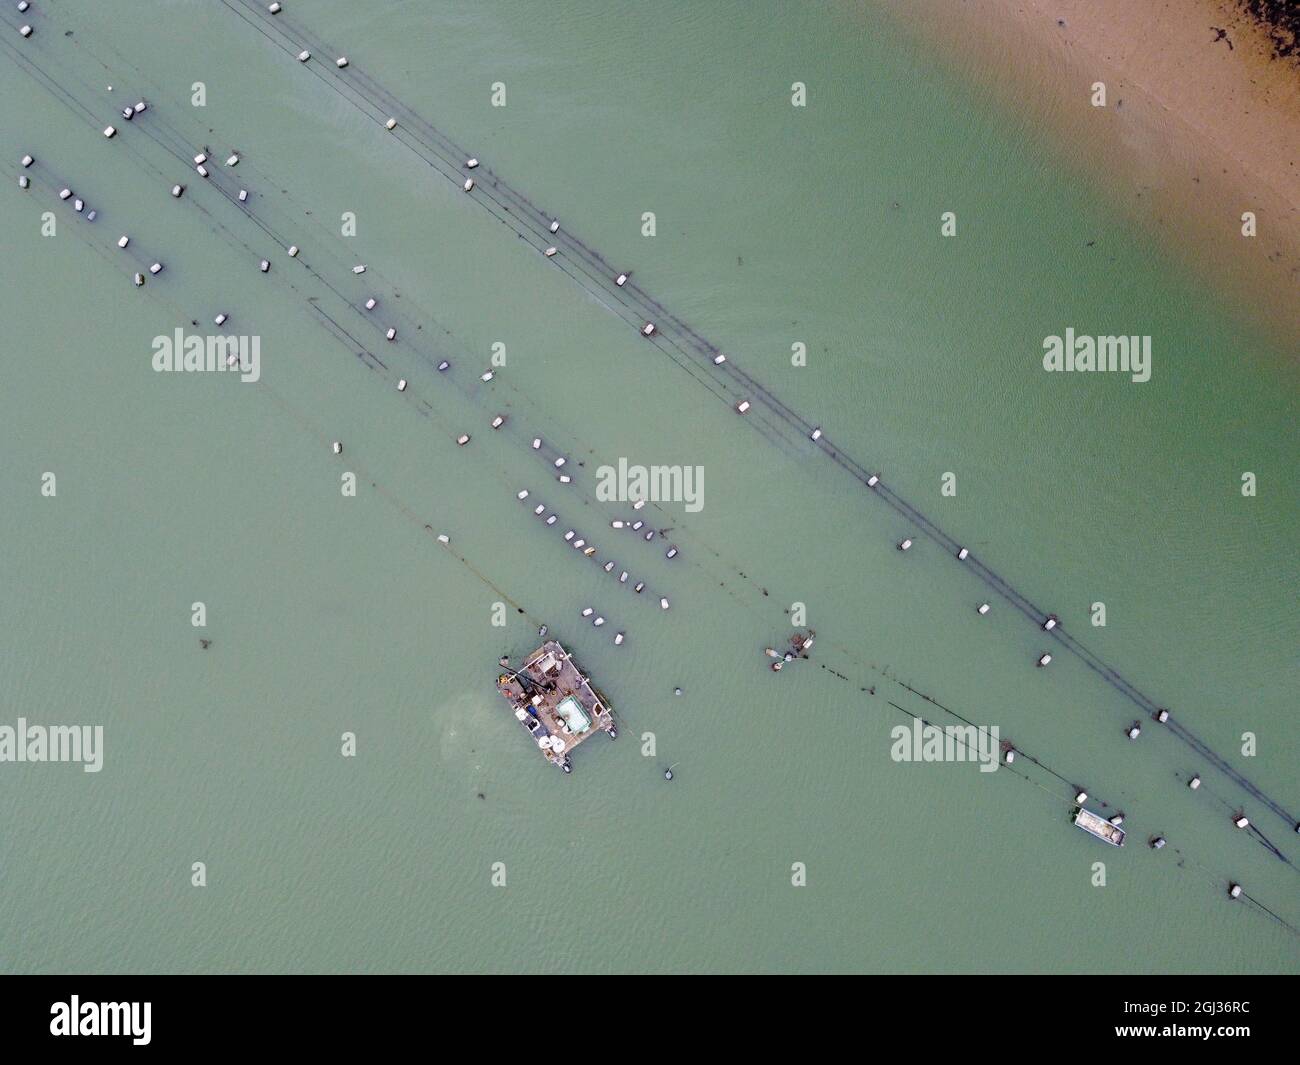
521;490;664;598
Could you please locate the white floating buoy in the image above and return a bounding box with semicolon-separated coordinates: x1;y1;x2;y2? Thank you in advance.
558;474;571;484
465;157;478;169
117;235;132;251
437;534;449;544
1156;708;1170;723
1043;616;1058;631
133;101;147;115
288;245;299;257
336;57;349;68
957;547;969;560
332;441;342;455
196;164;209;178
259;259;270;272
385;117;397;130
810;427;822;441
1075;790;1088;804
214;312;228;326
437;360;449;371
457;434;470;446
103;125;117;139
268;2;282;12
614;632;624;646
1228;883;1242;899
364;297;376;310
149;261;163;275
59;188;72;200
666;546;678;559
398;379;407;392
549;220;559;233
1127;724;1141;739
133;272;145;287
554;457;566;468
385;327;396;341
463;178;475;192
531;438;541;449
19;24;32;38
171;184;184;198
1037;652;1052;667
977;603;990;615
1004;749;1015;764
660;597;670;610
615;273;627;286
17;175;28;189
238;189;248;202
641;322;656;337
21;154;34;168
898;538;912;551
1189;775;1201;790
491;415;505;429
226;154;239;167
194;153;207;165
544;246;557;258
867;474;880;487
297;50;311;62
74;199;84;212
481;370;494;382
736;400;751;414
1233;815;1250;829
352;264;366;275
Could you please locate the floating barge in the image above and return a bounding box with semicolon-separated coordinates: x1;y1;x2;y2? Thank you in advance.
496;639;616;773
1071;806;1126;847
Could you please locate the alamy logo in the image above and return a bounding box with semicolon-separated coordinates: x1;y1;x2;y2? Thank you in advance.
595;457;704;512
50;997;151;1045
890;718;1000;773
151;329;261;383
1042;328;1151;383
0;718;103;772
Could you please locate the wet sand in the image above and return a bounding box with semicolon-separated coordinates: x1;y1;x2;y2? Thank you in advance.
884;0;1300;351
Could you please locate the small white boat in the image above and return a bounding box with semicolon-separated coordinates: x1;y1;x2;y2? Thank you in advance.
1072;806;1125;847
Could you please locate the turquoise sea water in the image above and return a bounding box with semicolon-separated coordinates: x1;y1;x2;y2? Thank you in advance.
0;1;1296;973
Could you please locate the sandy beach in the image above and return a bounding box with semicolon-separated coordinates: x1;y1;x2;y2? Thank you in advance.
884;0;1300;351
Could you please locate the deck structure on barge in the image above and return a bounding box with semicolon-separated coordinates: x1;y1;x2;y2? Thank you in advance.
496;640;616;772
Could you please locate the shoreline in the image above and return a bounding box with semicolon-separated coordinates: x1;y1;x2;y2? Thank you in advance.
881;0;1300;353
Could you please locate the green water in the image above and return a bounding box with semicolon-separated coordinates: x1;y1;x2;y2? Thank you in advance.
1;1;1295;974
